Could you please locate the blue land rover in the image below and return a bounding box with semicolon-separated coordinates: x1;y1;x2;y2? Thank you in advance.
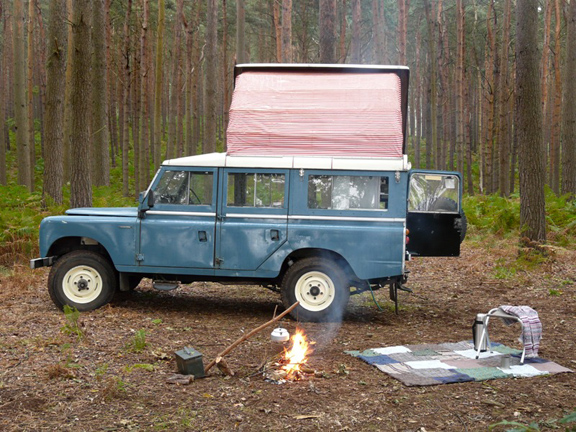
31;65;466;322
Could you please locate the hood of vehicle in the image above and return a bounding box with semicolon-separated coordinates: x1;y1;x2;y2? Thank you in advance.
65;207;139;217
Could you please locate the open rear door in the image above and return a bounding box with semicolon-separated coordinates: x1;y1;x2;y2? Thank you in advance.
406;171;464;257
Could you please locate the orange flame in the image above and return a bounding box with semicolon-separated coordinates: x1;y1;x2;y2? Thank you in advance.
281;329;313;379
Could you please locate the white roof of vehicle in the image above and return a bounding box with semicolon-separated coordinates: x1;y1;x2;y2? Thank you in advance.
162;152;411;171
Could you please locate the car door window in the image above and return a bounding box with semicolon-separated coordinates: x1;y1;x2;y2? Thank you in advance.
155;170;213;206
308;175;388;210
226;173;285;208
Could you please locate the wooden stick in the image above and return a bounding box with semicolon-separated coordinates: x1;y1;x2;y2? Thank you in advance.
204;302;299;374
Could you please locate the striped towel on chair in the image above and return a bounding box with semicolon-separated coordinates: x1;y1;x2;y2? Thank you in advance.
499;305;542;358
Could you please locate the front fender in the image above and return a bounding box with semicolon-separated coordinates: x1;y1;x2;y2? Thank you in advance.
40;215;138;267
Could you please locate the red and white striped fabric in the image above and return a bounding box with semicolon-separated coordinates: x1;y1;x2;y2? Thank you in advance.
227;71;403;157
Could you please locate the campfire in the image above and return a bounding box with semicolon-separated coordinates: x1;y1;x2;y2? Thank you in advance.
266;328;315;382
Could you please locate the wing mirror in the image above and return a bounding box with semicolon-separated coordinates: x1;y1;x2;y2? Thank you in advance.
138;190;155;218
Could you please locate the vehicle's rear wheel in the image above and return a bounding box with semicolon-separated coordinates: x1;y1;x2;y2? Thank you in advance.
281;258;350;322
48;250;117;311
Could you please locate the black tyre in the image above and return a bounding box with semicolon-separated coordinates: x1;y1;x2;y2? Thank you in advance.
281;258;350;322
48;250;117;311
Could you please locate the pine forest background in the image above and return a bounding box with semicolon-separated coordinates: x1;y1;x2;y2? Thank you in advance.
1;0;576;264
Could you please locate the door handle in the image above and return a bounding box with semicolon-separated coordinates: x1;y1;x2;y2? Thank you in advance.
198;231;208;242
270;229;280;241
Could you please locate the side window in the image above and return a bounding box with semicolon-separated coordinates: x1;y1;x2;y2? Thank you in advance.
189;172;213;205
227;173;285;208
408;173;460;212
155;171;213;205
308;175;389;210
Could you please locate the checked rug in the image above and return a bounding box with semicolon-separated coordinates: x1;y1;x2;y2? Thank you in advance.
346;341;572;386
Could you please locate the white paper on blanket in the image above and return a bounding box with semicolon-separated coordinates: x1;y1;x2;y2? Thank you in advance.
372;346;412;355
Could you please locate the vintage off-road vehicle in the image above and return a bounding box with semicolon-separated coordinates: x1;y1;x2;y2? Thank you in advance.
31;64;466;322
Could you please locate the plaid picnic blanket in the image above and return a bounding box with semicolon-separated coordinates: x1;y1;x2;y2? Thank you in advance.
346;341;571;386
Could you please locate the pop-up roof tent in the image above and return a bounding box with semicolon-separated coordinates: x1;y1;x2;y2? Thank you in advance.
227;64;409;158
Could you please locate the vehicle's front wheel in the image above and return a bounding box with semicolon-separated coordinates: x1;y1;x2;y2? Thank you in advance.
281;258;350;322
48;250;117;311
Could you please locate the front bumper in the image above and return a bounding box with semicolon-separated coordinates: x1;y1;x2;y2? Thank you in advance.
30;256;56;269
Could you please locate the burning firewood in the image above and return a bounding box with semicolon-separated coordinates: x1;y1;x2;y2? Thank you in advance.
204;302;299;375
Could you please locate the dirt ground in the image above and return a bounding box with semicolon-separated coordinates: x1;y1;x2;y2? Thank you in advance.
1;242;575;431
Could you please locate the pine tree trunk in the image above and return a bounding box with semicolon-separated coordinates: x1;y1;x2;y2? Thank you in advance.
273;2;282;62
153;0;165;168
0;5;7;185
222;0;229;150
204;0;218;153
338;0;347;63
91;0;108;187
456;0;465;176
319;0;336;63
236;0;246;63
139;0;149;189
541;0;552;174
561;0;576;196
498;0;512;197
281;0;292;62
69;0;92;208
121;0;132;196
13;0;31;190
43;0;66;204
423;0;437;170
350;0;361;63
63;0;73;183
27;0;35;191
516;0;546;242
550;0;562;194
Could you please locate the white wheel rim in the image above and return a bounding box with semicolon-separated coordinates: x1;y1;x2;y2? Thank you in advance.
62;265;103;304
294;271;335;312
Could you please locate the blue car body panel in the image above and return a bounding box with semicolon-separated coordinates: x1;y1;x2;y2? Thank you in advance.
36;163;462;284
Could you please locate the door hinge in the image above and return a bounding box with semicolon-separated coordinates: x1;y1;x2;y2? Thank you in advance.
136;254;144;262
215;257;223;268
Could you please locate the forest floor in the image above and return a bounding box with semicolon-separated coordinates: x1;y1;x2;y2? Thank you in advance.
1;242;575;431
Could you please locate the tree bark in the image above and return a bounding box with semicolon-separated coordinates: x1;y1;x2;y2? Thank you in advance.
550;0;562;194
121;0;132;196
456;0;465;177
91;0;108;187
13;0;31;189
515;0;546;242
338;0;347;63
236;0;246;64
153;0;165;168
139;0;150;189
350;0;361;63
204;0;218;153
561;0;576;196
423;0;437;170
27;0;35;191
281;0;292;62
319;0;336;63
43;0;67;204
0;4;7;185
498;0;512;197
69;0;93;208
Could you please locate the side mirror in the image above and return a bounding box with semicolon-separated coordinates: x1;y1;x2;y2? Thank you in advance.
138;190;155;219
147;190;155;208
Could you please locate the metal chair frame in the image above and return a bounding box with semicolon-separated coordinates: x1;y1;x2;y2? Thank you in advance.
475;307;526;364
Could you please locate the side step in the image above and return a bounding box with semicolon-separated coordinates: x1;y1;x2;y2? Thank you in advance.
153;281;180;291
